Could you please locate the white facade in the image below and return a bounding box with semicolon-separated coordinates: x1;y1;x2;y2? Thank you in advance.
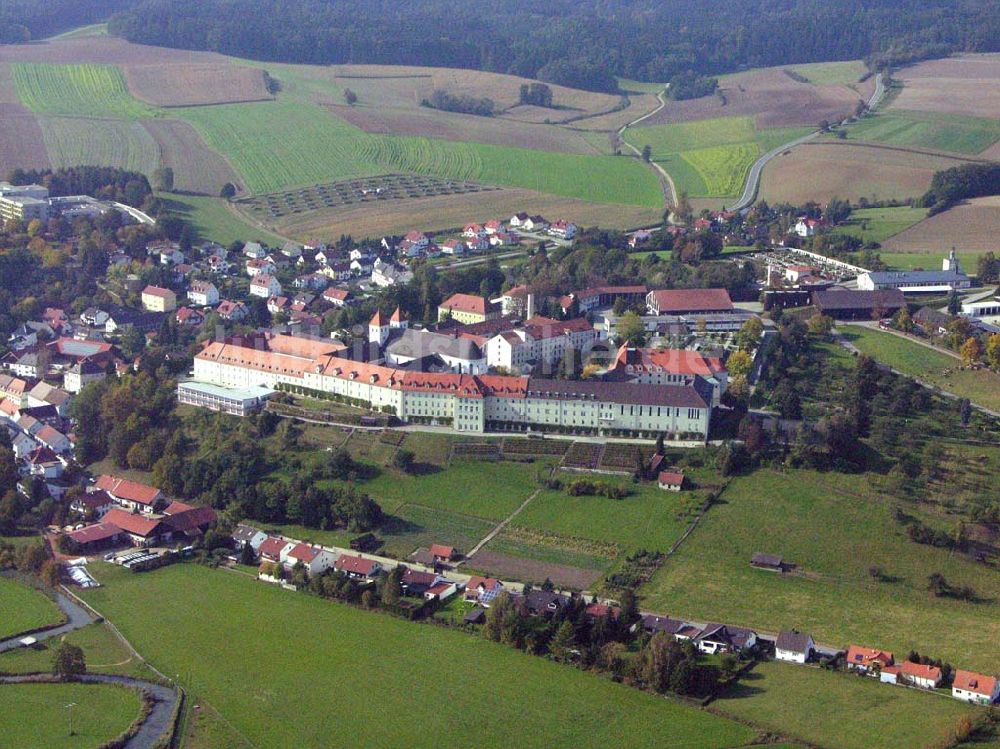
250;275;281;298
188;282;220;307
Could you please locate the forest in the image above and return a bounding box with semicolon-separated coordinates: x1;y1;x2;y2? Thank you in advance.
0;0;130;43
105;0;1000;92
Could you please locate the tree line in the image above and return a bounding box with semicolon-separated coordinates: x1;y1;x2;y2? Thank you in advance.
0;0;131;43
920;162;1000;215
106;0;1000;93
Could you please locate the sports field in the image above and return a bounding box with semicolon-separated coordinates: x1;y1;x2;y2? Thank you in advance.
839;325;1000;413
79;563;757;749
830;205;928;244
0;577;62;640
0;682;141;749
624;116;811;197
714;660;975;749
839;109;1000;155
641;468;1000;673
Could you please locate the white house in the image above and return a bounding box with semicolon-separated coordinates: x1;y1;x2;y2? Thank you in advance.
696;624;757;655
232;524;268;552
246;259;276;277
258;536;295;565
250;274;281;298
188;281;220;307
440;239;467;256
793;217;821;237
881;661;942;689
548;220;576;240
774;630;815;664
243;241;266;259
284;543;336;575
952;670;999;705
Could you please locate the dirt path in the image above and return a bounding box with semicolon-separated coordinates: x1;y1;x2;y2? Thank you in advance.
463;490;541;560
618;89;678;211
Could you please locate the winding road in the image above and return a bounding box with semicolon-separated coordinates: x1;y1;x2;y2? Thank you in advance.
618;88;679;212
0;588;179;749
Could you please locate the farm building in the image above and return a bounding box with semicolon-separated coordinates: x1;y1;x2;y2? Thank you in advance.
811;289;906;320
657;471;685;491
857;269;970;294
646;288;734;316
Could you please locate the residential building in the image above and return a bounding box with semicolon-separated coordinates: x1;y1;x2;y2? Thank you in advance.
284;543;335;575
70;490;115;519
246;258;276;277
27;446;63;478
657;470;684;491
952;670;1000;705
335;554;382;581
141;286;177;313
322;288;351;307
94;475;165;514
845;645;894;674
638;614;686;637
188;281;220;307
464;576;504;605
217;300;249;322
696;624;757;654
775;631;815;664
34;424;70;454
259;536;295;564
250;274;281;298
232;524;268;552
65;359;106;393
438;293;500;324
881;661;942;689
243;241;266;259
548;220;576;240
175;307;205;326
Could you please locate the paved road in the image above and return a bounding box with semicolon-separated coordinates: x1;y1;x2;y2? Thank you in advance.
0;588;92;653
731;72;885;212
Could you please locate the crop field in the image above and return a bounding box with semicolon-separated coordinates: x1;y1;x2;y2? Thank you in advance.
79;563;757;749
11;63;156;119
893;54;1000;121
125;63;273;107
839;325;1000;413
0;104;51;176
758;142;965;204
38;115;160;173
0;577;62;640
378;503;496;559
0;682;141;749
141;118;240;195
643;63;872;129
641;468;1000;673
882;195;1000;255
831;205;928;244
840;109;1000;154
175;100;661;205
624;117;811;197
714;660;975;749
466;546;606;590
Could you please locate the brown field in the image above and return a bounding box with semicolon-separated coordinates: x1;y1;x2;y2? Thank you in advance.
0;67;50;175
252;187;662;240
882;196;1000;254
466;549;604;590
759;142;967;204
561;93;661;133
639;67;873;129
125;63;272;107
894;55;1000;121
141;118;239;195
327;103;605;154
0;36;233;66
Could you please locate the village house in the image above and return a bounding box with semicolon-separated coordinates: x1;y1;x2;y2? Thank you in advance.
657;470;685;491
335;554;382;581
246;258;276;277
101;508;168;547
322;288;352;307
284;543;336;575
523;590;570;617
188;281;220;307
880;661;942;689
845;645;894;674
27;446;63;478
258;536;295;565
65;522;124;555
793;217;823;237
175;307;205;327
70;490;115;519
430;544;457;563
243;241;266;259
548;220;576;240
94;475;166;514
34;424;71;454
26;382;71;416
637;614;686;637
952;670;1000;705
775;631;815;664
231;524;268;552
250;274;282;298
464;576;504;605
696;624;757;655
217;300;249;322
141;286;177;313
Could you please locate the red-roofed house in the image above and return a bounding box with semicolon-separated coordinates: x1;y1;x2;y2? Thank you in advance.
66;521;124;553
845;645;894;674
952;670;1000;705
335;554;382;581
585;602;622;622
70;490;115;519
424;581;459;602
284;543;335;574
27;446;63;478
881;661;943;689
94;475;165;514
645;288;734;315
162;501;217;537
258;536;295;564
464;576;504;605
438;293;499;324
657;471;685;491
102;508;168;547
430;544;456;563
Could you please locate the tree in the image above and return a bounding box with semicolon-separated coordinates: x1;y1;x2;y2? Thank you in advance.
927;572;949;597
239;541;256;566
947;290;961;315
220;182;237;199
985;333;1000;370
726;350;752;379
817;119;830;132
52;642;86;680
40;559;60;587
152;166;174;192
808;313;834;335
549;620;576;662
617;311;646;346
960;336;982;366
344;88;358;105
381;565;402;605
26;218;43;237
892;307;913;333
641;144;652;162
392;449;415;473
735;316;764;352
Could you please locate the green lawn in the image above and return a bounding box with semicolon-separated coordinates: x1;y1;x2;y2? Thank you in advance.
11;63;157;120
0;577;63;640
831;206;928;244
617;77;666;95
878;251;984;272
840;325;1000;413
714;660;976;749
0;681;141;749
839;109;1000;154
625;117;811;197
641;469;1000;673
782;60;869;87
0;623;149;679
79;563;756;749
157;194;289;247
175;99;662;205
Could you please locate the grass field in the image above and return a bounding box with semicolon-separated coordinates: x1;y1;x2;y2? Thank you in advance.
878;251;983;271
0;577;62;640
624;117;811;197
11;63;156;119
0;622;149;679
840;109;1000;154
714;660;976;749
176;100;662;205
640;468;1000;673
840;325;1000;413
0;682;141;749
38;115;160;173
156;194;289;247
79;563;757;749
831;205;928;244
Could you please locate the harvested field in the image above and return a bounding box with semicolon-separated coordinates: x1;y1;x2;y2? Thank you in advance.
38;115;159;174
0;103;51;175
881;196;1000;255
758;142;967;204
568;93;660;132
466;548;605;590
639;64;872;129
893;54;1000;121
0;35;235;66
327;103;604;154
250;187;662;240
141;118;240;194
125;63;273;107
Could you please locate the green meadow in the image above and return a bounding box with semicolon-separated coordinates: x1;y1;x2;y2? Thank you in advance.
839;109;1000;154
11;63;156;120
831;205;928;244
0;577;62;640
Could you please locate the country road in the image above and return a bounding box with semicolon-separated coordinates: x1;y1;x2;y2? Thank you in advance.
730;72;885;211
618;88;679;213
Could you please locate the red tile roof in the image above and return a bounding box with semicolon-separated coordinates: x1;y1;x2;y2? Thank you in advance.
953;669;998;697
287;543;322;563
614;345;726;377
647;288;734;313
899;661;942;682
846;645;894;669
142;285;174;299
467;576;501;592
259;536;291;559
440;293;493;316
95;475;163;506
336;554;378;575
658;470;684;485
103;508;164;537
430;544;455;559
67;521;122;545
